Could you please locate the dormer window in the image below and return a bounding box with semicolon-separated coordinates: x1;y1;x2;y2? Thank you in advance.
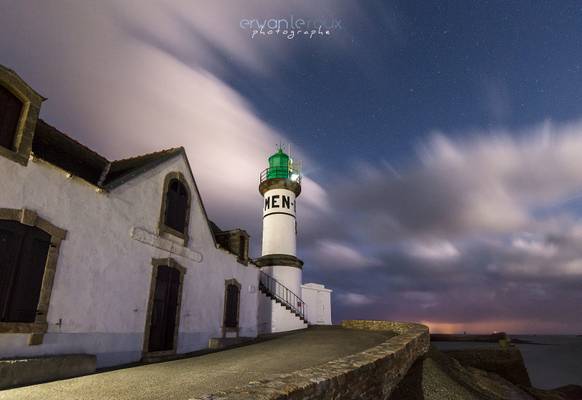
159;172;191;243
0;65;44;166
0;84;23;152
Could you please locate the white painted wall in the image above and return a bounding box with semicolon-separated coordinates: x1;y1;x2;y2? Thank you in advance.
261;188;296;256
0;154;259;368
261;186;303;306
301;283;333;325
258;293;307;334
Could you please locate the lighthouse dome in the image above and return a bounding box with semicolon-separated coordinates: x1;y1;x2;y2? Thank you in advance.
267;148;290;179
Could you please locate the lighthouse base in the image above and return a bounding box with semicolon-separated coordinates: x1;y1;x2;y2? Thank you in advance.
259;265;303;300
258;293;308;334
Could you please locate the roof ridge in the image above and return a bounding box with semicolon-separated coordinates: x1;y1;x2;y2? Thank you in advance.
110;147;183;164
102;147;185;190
37;119;184;166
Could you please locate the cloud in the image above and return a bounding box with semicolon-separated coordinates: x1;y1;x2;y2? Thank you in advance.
401;291;438;309
335;120;582;243
338;292;376;306
511;233;557;258
3;2;582;333
320;120;582;332
312;239;380;269
406;240;460;262
0;0;348;254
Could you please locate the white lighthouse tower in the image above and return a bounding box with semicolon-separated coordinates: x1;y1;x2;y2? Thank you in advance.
256;147;308;333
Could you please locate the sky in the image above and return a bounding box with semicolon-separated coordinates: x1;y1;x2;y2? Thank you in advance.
1;0;582;333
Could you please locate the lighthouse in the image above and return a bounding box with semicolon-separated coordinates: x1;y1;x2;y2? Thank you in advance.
256;147;308;332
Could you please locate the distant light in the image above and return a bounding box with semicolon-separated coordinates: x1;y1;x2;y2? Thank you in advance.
290;173;299;182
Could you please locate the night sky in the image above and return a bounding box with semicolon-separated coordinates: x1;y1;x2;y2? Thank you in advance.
2;1;582;333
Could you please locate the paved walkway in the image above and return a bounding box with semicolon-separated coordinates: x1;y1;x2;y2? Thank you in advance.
0;326;393;400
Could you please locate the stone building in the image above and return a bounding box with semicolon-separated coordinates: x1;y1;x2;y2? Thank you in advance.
0;64;331;371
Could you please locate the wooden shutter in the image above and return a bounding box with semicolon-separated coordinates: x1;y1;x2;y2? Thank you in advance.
164;268;180;349
0;85;23;150
224;284;239;328
149;266;169;352
0;221;25;320
175;183;188;232
164;179;188;234
6;228;50;322
0;221;50;323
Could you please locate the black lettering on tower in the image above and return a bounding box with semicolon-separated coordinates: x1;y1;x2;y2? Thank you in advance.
272;195;280;208
264;197;270;211
282;195;290;209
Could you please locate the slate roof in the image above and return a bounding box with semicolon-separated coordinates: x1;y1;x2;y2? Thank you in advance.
207;220;224;237
103;148;184;189
29;118;234;250
32;119;183;190
32;119;108;185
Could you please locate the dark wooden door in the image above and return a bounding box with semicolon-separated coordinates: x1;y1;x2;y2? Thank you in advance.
0;220;51;322
148;266;180;352
224;284;239;328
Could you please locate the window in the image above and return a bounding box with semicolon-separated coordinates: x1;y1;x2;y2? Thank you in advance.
0;65;45;166
0;209;66;345
0;84;22;151
159;173;191;243
164;179;189;233
0;220;50;323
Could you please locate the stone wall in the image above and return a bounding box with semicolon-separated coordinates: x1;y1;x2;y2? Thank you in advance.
195;320;429;400
0;354;96;390
444;348;532;387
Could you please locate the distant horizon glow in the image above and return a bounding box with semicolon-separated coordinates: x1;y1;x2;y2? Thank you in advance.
421;320;581;336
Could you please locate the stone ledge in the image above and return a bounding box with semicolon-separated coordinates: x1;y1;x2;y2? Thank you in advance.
255;254;304;269
193;320;429;400
259;178;301;197
208;337;255;350
0;354;96;390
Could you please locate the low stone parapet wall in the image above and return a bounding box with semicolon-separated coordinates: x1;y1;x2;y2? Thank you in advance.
444;347;532;387
0;354;96;390
196;320;429;400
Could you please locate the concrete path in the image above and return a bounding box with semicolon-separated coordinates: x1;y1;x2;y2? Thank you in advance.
0;326;393;400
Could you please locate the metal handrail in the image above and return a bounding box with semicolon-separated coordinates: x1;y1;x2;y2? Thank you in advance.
259;166;302;184
259;271;306;321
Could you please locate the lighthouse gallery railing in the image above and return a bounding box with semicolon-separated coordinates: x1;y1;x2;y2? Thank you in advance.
259;166;302;184
259;271;307;321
